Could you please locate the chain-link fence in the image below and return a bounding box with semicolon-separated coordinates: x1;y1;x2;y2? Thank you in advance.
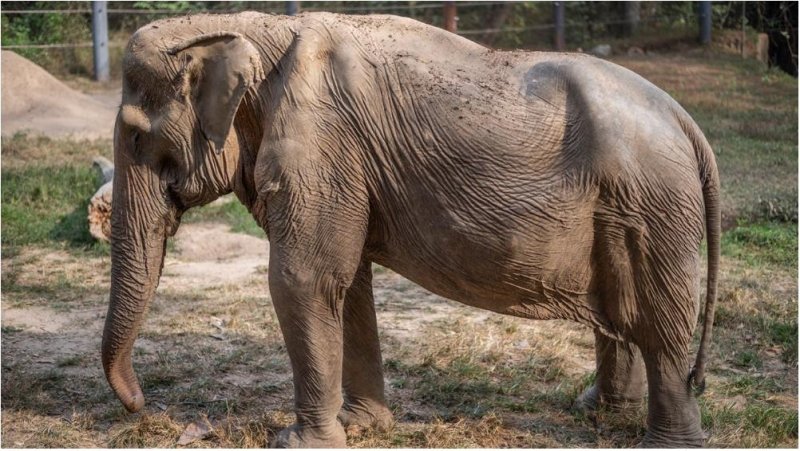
2;1;796;79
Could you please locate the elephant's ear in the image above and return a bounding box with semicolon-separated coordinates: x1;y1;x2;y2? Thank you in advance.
169;32;265;154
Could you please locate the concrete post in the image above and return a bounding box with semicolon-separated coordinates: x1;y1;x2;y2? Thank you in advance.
286;1;299;16
699;1;712;45
91;1;109;82
554;1;565;51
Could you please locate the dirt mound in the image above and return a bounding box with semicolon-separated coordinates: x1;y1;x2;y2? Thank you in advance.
1;51;117;139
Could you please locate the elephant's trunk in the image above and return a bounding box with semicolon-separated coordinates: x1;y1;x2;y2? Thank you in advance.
102;236;164;412
101;152;174;413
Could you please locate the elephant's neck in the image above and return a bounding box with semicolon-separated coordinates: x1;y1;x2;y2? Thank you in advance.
230;17;297;214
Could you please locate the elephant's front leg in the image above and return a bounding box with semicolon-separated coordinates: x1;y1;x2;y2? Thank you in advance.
339;260;393;432
260;159;370;447
269;259;349;448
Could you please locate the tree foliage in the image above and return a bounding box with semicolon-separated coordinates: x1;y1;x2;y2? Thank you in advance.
1;1;92;75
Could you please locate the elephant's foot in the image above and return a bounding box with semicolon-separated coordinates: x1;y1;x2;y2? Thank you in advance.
574;385;601;412
638;403;706;449
638;429;706;448
338;400;394;433
270;423;347;448
574;384;645;413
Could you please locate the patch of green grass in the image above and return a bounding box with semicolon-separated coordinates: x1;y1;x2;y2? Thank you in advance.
1;165;105;250
714;294;798;367
182;197;264;238
701;399;798;447
763;317;798;365
396;346;574;419
1;325;23;334
722;221;797;269
56;355;83;367
391;352;506;417
743;405;799;442
732;350;762;370
723;374;785;398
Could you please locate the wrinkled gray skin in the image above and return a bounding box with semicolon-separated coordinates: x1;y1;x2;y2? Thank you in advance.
102;12;720;448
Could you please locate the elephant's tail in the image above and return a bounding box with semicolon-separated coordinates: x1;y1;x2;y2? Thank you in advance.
681;113;720;396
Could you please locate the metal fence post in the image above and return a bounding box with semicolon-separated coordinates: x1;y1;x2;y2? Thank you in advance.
286;1;299;16
553;1;565;51
444;1;457;33
699;1;712;45
741;1;746;58
91;1;109;82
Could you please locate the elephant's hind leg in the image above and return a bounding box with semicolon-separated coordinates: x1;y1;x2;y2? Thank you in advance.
339;260;394;432
635;256;704;447
580;210;647;412
575;330;646;412
639;347;704;448
590;197;704;446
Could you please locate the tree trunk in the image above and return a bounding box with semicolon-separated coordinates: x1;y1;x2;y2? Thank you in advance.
88;156;114;242
625;2;641;37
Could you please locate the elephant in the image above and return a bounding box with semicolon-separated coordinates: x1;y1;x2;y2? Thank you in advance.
101;11;720;448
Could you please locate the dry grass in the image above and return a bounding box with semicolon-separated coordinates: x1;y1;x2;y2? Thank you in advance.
107;414;184;448
1;134;112;171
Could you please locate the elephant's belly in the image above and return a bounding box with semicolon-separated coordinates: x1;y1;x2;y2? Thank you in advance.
369;219;602;324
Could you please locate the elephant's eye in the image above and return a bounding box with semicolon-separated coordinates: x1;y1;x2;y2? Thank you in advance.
131;131;140;150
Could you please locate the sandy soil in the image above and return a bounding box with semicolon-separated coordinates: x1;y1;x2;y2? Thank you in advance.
161;223;270;290
1;51;119;140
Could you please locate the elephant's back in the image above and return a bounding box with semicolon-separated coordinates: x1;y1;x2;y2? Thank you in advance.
302;12;490;61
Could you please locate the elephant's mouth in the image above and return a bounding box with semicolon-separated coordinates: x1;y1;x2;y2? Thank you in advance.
164;187;187;237
166;215;182;237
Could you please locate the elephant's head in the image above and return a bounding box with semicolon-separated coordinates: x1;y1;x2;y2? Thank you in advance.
102;23;266;412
